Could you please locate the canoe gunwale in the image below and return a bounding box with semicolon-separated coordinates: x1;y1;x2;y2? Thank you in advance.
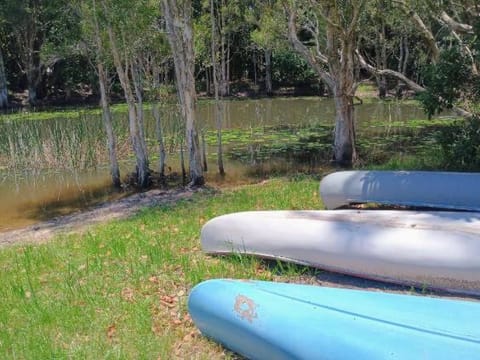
205;249;480;298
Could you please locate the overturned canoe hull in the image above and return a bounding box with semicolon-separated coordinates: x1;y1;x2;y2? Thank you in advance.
189;279;480;360
319;170;480;210
201;210;480;295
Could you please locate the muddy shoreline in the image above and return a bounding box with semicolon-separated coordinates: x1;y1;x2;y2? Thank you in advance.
0;187;200;248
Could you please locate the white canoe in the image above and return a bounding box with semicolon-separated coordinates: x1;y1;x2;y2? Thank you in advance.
319;170;480;210
201;210;480;295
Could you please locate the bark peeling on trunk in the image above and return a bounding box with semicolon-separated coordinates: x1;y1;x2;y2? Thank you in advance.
104;6;150;189
162;0;204;186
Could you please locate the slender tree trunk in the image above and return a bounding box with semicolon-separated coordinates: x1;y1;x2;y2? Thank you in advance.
226;37;230;96
211;0;225;176
153;103;166;178
376;24;387;97
91;0;121;188
201;131;208;172
396;36;409;98
161;0;204;186
265;48;273;95
0;47;8;108
152;65;166;178
106;24;150;188
402;37;409;75
253;51;257;85
180;139;186;185
131;61;149;164
98;62;121;188
26;32;43;106
206;67;211;95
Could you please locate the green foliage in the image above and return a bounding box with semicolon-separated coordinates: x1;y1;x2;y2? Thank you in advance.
417;48;472;118
435;116;480;171
272;49;317;85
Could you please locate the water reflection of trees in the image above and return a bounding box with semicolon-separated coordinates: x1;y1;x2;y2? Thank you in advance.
0;99;447;174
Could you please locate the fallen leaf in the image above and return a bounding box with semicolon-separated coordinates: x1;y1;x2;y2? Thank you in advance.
121;287;135;302
149;276;159;284
107;324;116;340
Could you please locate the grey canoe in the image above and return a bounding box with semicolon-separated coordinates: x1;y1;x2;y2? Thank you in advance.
319;170;480;211
201;210;480;296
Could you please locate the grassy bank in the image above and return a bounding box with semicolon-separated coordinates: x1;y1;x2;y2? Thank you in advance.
0;177;321;359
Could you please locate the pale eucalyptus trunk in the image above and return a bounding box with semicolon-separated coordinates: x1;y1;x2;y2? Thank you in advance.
333;91;356;165
106;25;150;188
131;61;149;163
24;20;43;106
92;0;120;187
265;48;273;95
0;47;7;108
97;62;121;188
211;0;225;176
152;64;166;178
375;10;387;99
153;103;166;178
331;37;357;166
287;3;363;166
161;0;204;186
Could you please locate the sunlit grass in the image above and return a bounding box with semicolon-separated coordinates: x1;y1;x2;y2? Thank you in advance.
0;177;322;358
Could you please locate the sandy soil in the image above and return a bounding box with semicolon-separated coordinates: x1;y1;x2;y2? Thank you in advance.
0;187;200;248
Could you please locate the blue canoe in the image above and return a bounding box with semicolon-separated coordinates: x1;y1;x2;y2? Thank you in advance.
189;279;480;359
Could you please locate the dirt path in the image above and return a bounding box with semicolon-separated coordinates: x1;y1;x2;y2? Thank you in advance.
0;187;200;248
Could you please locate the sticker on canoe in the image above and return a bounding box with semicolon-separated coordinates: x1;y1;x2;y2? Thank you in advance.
234;294;257;323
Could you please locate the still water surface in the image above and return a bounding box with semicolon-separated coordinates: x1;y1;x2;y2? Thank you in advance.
0;97;450;231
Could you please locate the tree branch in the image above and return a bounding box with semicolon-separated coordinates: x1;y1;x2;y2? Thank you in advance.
439;11;473;34
284;5;334;88
394;0;439;62
357;50;472;118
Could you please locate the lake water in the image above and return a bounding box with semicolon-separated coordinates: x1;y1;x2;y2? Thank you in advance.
0;97;452;231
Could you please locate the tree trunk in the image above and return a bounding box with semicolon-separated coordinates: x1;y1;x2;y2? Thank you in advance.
253;51;257;85
180;139;186;185
161;0;204;186
131;61;149;164
91;0;121;188
153;103;166;178
0;47;8;109
325;9;358;167
201;131;208;172
26;34;43;106
211;0;225;176
152;64;166;178
376;12;387;99
97;62;121;188
333;92;356;166
106;24;150;188
265;48;273;95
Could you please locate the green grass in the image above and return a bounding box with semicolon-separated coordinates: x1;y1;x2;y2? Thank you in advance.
0;177;322;359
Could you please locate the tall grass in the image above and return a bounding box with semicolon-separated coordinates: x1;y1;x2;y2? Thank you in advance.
0;107;185;173
0;177;322;359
